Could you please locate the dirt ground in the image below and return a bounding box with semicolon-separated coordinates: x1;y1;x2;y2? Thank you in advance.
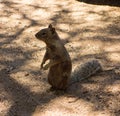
0;0;120;116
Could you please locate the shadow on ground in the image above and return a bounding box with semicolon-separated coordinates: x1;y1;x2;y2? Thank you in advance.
77;0;120;7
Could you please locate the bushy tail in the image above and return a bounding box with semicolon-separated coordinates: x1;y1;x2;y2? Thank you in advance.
69;59;102;85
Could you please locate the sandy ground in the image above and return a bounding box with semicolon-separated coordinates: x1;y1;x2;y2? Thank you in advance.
0;0;120;116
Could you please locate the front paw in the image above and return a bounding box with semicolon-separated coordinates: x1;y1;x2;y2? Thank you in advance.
43;64;49;70
40;62;45;69
40;64;43;69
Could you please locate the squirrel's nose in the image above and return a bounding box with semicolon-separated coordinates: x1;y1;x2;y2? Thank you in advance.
35;33;38;38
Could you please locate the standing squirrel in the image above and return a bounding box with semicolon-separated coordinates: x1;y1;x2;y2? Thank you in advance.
35;24;102;90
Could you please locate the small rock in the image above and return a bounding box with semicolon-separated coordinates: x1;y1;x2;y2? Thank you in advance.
25;73;29;76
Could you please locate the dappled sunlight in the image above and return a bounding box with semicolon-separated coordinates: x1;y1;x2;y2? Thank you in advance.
105;82;120;94
82;83;100;91
32;9;52;20
33;95;111;116
0;0;120;115
103;40;120;63
107;52;120;62
10;71;48;93
12;0;34;4
79;40;103;54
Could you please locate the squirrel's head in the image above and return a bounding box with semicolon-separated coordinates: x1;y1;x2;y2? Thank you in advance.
35;24;56;42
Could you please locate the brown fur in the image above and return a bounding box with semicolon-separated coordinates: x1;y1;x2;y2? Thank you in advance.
35;24;72;90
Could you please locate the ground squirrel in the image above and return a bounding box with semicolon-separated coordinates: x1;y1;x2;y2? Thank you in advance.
35;24;102;90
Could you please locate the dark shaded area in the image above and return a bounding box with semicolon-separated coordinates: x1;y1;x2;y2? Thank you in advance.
0;69;57;116
77;0;120;7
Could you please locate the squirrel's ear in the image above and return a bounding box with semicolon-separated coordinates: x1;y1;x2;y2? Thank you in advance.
48;24;55;34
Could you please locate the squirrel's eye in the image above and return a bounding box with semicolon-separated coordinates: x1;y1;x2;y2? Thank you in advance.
42;32;46;35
